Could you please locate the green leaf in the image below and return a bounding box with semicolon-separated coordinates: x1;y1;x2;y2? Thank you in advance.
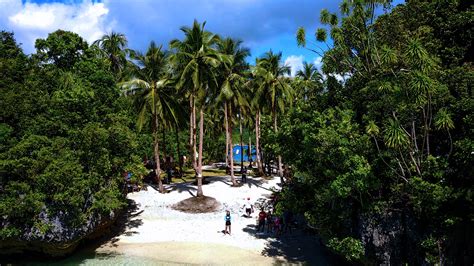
296;27;306;47
316;28;327;42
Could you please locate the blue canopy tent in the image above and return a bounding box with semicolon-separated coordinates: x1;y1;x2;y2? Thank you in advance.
232;145;256;162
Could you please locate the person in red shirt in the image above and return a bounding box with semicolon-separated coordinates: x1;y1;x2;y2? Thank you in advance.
257;209;266;232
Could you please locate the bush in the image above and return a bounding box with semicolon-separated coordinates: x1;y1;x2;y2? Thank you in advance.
328;237;365;261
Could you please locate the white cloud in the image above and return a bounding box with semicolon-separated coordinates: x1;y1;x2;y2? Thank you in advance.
325;73;351;83
313;56;323;69
284;55;304;77
2;0;112;53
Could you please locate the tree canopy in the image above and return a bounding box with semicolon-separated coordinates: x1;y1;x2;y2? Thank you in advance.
0;0;472;263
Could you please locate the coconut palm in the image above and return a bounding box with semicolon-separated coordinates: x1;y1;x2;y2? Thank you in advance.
170;20;226;197
121;41;177;194
248;76;265;176
295;61;323;100
254;50;292;177
215;38;250;186
93;32;128;79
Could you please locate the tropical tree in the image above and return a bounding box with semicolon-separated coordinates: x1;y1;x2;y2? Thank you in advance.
249;76;266;176
216;37;250;186
289;1;473;263
170;20;225;196
34;30;88;70
295;61;323;101
121;41;177;193
254;50;292;177
93;32;128;79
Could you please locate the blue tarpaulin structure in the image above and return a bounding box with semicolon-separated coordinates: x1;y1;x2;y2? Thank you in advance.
232;145;256;162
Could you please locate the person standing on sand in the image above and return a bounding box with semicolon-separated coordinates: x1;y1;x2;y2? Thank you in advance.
257;209;266;232
266;210;274;233
241;166;247;183
274;215;282;236
243;198;253;217
224;210;232;235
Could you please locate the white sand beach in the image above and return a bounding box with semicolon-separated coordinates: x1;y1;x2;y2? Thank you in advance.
95;169;332;265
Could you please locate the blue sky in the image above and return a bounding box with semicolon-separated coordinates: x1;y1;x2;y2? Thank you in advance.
1;0;404;75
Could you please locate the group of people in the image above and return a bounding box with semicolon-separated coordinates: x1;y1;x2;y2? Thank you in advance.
256;208;293;236
223;197;293;236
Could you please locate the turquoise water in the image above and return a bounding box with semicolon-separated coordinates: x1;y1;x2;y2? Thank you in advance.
3;250;182;265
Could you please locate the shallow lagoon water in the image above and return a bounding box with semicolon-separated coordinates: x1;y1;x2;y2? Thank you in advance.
4;249;177;265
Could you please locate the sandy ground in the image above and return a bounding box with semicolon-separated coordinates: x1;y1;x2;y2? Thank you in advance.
95;168;333;265
100;242;276;265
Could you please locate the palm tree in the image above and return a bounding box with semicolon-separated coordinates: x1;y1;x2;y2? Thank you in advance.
249;74;266;177
93;32;128;79
235;82;252;174
121;41;177;194
254;50;292;177
295;61;323;100
216;38;250;186
170;20;225;197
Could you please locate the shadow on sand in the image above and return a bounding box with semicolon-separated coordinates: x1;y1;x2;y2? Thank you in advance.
101;199;144;247
203;175;276;192
242;224;349;265
168;182;197;197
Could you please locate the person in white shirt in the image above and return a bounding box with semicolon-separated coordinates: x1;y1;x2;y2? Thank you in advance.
243;198;253;218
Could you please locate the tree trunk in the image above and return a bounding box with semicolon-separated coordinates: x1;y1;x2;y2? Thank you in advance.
153;113;164;193
248;130;252;167
228;103;236;186
256;110;264;176
193;99;197;171
176;127;183;177
162;127;167;162
189;96;194;169
239;108;244;173
273;109;283;177
197;108;204;197
224;102;229;167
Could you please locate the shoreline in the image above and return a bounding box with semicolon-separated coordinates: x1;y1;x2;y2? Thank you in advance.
96;241;278;265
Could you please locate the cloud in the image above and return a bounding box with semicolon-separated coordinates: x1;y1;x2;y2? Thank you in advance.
0;0;343;57
2;0;112;53
103;0;341;55
323;73;351;83
313;56;323;68
284;55;304;77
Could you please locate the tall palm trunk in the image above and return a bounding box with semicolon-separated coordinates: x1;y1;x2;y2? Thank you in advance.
248;131;252;167
273;108;283;177
224;102;229;167
162;127;167;161
197;108;204;197
189;96;194;168
239;108;244;173
255;110;264;176
192;98;197;171
228;103;236;186
176;127;183;177
153;112;164;193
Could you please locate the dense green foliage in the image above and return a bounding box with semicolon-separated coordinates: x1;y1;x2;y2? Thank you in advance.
282;0;473;263
0;31;139;239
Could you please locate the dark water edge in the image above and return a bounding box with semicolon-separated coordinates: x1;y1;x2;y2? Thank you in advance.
0;250;171;265
0;200;142;265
